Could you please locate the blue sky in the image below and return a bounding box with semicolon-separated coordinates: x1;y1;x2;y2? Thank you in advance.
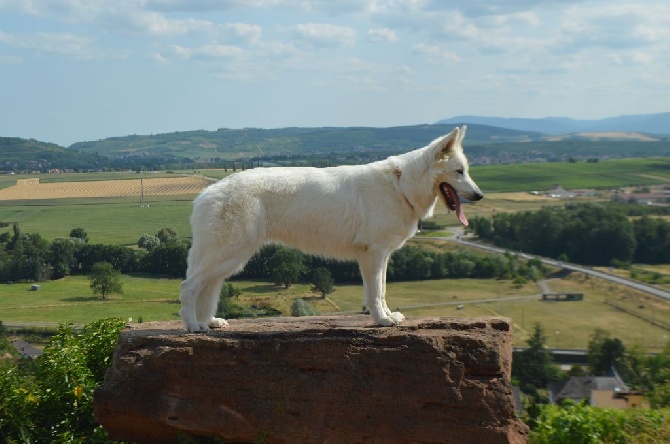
1;0;668;146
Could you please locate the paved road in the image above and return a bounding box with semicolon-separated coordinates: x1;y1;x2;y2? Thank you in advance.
424;229;670;302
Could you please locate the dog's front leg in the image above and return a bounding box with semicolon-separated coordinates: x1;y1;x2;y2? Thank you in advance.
359;249;398;327
380;255;405;324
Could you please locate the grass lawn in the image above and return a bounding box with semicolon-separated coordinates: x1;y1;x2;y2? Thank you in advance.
0;274;181;325
0;196;196;244
3;272;667;352
471;157;670;193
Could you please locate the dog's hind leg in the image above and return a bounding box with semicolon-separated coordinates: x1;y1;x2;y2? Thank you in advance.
180;242;258;333
359;248;397;327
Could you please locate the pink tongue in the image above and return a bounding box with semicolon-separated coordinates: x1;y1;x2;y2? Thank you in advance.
453;192;468;226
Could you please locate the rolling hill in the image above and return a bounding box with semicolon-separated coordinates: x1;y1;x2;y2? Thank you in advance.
437;112;670;135
2;119;669;173
67;124;543;161
0;137;98;172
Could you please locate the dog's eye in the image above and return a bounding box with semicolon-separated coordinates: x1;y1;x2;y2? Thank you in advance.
456;169;464;175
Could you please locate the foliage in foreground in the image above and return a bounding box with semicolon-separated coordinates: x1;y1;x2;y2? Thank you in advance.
532;401;670;444
0;318;126;443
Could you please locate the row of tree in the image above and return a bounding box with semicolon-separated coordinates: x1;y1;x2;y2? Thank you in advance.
0;224;189;283
468;203;670;266
0;222;548;288
236;243;548;287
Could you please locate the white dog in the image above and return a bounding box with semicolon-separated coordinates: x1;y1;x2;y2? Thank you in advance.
180;126;483;332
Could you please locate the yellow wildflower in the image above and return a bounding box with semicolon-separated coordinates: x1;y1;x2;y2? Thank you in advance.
73;385;83;400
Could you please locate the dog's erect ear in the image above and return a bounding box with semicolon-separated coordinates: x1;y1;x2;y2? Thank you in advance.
458;125;467;143
435;127;460;160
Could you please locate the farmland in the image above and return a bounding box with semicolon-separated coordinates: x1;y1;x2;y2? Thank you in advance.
0;175;210;200
0;157;668;243
0;157;668;353
472;157;670;193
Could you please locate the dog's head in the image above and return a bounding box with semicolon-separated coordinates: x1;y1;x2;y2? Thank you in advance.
430;126;483;226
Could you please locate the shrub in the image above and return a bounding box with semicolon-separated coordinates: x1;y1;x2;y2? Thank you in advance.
0;317;125;443
291;299;318;317
532;401;670;444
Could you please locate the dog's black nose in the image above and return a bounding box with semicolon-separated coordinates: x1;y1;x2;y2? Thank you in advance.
471;192;484;201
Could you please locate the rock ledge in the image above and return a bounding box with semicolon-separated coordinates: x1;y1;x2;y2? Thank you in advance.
94;315;528;443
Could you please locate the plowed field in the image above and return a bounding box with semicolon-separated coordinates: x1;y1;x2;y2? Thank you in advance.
0;177;210;200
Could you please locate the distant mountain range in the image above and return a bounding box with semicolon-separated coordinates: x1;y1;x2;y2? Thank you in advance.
2;113;669;173
437;112;670;135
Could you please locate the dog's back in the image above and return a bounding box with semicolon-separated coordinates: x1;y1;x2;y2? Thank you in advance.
191;162;408;260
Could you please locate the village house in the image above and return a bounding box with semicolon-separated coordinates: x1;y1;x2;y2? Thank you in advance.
548;375;649;409
11;339;43;359
612;191;670;206
546;184;574;198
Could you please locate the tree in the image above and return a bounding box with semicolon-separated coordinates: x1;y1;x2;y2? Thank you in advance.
512;323;561;390
587;329;625;376
156;227;177;244
141;241;188;277
310;267;334;298
138;234;160;250
47;238;78;279
69;227;89;243
269;247;305;288
2;226;49;283
75;243;137;273
619;342;670;408
216;283;243;318
89;262;123;300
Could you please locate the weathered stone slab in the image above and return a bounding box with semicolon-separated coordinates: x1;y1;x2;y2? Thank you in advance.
94;315;528;443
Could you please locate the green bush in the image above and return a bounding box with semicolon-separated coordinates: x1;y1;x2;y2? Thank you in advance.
532;401;670;444
0;317;125;443
291;299;318;317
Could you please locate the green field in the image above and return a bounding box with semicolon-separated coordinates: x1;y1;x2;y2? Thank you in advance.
472;157;670;192
0;274;181;326
0;196;196;244
1;272;667;351
0;157;669;352
1;157;668;243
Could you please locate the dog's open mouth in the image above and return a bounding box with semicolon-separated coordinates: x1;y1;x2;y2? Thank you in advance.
439;182;468;227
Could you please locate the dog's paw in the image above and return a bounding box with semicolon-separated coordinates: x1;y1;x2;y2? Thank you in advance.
185;322;209;333
389;311;405;324
209;317;229;328
373;316;397;327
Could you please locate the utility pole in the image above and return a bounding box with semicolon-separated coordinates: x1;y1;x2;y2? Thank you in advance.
140;175;145;208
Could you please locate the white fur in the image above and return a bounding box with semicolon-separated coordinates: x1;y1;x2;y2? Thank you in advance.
180;126;483;332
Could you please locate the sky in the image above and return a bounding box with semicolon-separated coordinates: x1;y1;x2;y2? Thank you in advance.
1;0;669;147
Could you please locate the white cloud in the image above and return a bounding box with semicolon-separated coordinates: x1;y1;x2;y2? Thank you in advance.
490;11;541;27
288;23;356;49
144;0;375;13
0;54;23;64
411;43;461;65
151;52;169;63
220;23;262;44
173;44;243;60
368;27;398;42
560;3;670;49
0;30;106;60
